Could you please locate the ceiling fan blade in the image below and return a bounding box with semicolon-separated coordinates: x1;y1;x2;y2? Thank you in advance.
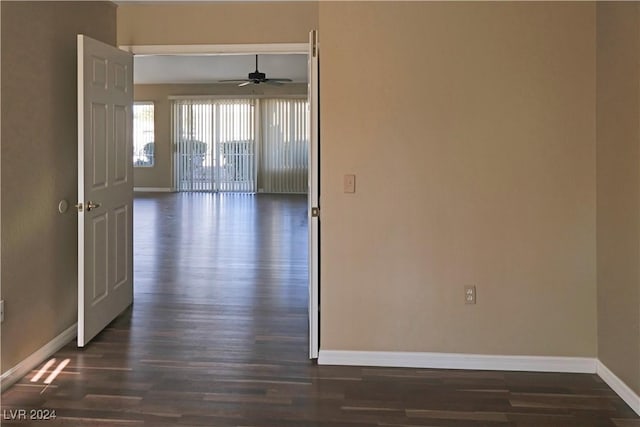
269;78;293;82
218;79;250;83
238;81;253;87
264;80;284;86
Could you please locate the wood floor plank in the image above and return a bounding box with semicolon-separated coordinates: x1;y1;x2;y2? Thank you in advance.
1;193;638;426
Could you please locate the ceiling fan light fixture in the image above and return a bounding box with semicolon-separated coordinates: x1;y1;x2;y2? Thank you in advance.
217;54;293;86
248;71;266;81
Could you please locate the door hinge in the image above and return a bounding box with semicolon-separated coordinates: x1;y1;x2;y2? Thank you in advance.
312;31;318;58
311;207;320;218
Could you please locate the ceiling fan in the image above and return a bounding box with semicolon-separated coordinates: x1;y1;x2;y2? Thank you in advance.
219;55;292;86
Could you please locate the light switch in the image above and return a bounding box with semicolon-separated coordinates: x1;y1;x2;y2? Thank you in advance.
344;174;356;193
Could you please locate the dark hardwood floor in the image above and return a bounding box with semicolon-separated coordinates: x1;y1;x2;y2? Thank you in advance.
2;193;639;426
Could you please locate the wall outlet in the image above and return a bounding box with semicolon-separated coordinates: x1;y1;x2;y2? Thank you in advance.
464;286;476;304
1;299;4;323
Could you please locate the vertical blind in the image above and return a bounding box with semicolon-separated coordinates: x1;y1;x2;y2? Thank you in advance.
173;99;256;192
172;98;308;194
260;99;309;193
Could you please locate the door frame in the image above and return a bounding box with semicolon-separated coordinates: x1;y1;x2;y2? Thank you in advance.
119;44;307;55
120;42;320;358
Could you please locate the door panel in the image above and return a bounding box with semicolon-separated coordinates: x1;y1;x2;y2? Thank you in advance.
91;214;108;303
78;35;134;347
114;106;128;183
92;103;108;189
92;57;107;88
114;205;129;289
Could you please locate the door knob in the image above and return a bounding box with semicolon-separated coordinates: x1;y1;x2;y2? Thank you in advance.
86;201;101;211
76;201;101;212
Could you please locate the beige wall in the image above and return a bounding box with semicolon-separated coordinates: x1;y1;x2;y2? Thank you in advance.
134;83;307;189
596;2;640;394
117;2;318;46
1;1;117;374
319;2;597;356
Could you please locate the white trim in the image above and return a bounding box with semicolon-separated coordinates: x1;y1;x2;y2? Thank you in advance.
77;35;86;346
307;30;319;359
0;323;77;392
120;44;308;56
133;187;174;192
597;360;640;416
318;350;597;374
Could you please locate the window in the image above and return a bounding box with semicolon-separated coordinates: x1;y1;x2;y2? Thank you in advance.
133;102;154;167
171;98;309;194
172;99;256;192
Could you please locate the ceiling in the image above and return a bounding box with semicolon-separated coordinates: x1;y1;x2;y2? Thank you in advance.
133;54;308;85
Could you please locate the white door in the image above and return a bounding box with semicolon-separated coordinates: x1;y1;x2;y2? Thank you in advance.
77;35;134;347
308;30;320;359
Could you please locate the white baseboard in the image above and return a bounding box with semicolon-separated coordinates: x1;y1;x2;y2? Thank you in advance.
133;187;174;192
318;350;640;416
0;323;77;392
318;350;597;373
597;360;640;416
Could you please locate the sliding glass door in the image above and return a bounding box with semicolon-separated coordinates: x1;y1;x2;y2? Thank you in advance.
173;99;256;192
172;97;308;193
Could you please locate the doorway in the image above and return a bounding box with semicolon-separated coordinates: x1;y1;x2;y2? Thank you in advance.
123;40;320;358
